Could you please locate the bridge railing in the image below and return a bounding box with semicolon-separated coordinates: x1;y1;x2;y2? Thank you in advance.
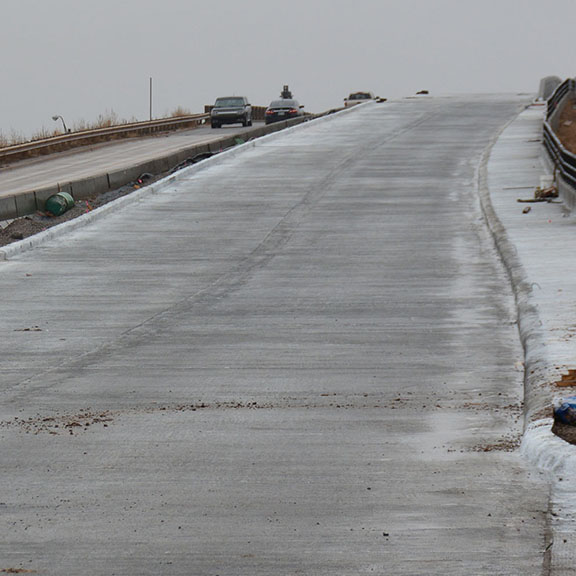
542;78;576;210
546;78;574;124
0;105;273;164
0;114;211;163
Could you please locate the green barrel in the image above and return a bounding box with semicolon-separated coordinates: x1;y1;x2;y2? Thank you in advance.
45;192;75;216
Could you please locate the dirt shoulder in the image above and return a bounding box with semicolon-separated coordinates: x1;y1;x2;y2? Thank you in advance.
0;178;158;248
555;98;576;153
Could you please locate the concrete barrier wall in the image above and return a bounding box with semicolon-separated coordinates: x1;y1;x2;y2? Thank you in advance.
71;174;111;201
32;183;72;212
34;187;60;211
0;196;17;220
14;192;37;217
107;165;148;191
0;116;312;221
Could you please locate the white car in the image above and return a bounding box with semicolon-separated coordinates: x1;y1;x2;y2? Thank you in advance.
344;92;375;107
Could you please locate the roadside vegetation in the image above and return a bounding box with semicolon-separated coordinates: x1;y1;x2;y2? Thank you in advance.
169;106;192;117
0;107;192;149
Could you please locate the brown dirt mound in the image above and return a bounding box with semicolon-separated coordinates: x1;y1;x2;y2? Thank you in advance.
555;98;576;153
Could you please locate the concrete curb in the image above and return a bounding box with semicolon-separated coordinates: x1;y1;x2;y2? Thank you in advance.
0;104;366;262
476;107;575;474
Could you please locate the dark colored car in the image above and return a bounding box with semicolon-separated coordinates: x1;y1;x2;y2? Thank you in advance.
265;99;304;124
211;96;252;128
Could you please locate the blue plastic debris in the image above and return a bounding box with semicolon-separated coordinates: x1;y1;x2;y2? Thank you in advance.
554;396;576;425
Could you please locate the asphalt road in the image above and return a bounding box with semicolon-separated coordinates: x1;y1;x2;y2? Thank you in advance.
0;123;259;199
0;96;551;575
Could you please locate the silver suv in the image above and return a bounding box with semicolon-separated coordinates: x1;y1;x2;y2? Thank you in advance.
210;96;252;128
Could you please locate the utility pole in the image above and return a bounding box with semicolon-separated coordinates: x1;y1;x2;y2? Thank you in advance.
149;77;153;121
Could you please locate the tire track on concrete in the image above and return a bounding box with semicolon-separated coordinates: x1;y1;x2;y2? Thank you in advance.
7;102;447;395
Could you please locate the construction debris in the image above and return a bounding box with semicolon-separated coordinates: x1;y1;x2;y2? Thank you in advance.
535;186;559;200
554;396;576;425
517;185;559;203
555;370;576;387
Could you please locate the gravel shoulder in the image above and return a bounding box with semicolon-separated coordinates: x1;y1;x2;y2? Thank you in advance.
0;172;166;247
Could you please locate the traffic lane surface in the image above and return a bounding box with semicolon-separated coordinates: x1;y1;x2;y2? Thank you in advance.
0;97;550;575
0;122;260;199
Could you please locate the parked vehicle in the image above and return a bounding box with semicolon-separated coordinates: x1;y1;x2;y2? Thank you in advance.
265;99;305;124
344;92;375;107
210;96;252;128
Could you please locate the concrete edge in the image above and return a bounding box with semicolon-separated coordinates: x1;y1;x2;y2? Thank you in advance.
476;105;574;474
0;104;366;262
0;175;177;260
0;117;305;221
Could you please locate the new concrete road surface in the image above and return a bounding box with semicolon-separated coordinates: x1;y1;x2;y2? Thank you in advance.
0;96;553;575
0;123;258;199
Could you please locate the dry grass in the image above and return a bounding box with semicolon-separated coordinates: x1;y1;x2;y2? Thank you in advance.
170;106;192;117
0;107;187;149
556;99;576;153
71;110;137;133
0;128;30;148
32;127;61;140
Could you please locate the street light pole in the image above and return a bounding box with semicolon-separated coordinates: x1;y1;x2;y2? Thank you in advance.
52;115;68;133
149;77;153;121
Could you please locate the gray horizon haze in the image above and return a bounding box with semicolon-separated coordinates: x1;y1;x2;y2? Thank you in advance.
1;0;574;138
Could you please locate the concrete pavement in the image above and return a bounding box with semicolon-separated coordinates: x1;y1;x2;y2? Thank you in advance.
0;96;572;574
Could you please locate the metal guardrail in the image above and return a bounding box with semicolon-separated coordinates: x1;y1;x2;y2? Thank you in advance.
546;78;574;121
0;114;210;162
543;121;576;188
543;78;576;190
0;106;272;163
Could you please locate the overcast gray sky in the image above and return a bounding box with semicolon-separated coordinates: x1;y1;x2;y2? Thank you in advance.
1;0;574;137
